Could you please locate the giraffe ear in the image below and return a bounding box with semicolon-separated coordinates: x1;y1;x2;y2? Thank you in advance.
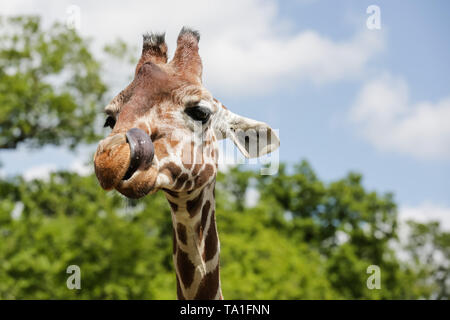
215;109;280;158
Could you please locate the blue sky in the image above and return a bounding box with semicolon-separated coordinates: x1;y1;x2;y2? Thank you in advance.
1;0;449;227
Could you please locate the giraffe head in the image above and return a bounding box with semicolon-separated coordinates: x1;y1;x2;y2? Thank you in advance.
94;28;280;199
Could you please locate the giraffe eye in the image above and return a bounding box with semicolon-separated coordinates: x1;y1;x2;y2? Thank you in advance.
185;106;211;124
104;116;116;129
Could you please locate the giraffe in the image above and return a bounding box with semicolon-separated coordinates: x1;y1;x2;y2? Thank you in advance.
93;27;280;300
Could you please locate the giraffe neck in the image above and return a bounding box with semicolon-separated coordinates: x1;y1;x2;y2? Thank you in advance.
165;181;222;300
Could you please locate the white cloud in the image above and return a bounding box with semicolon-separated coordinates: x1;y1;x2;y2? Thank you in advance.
11;202;24;220
350;74;450;160
203;29;383;94
70;158;92;176
245;187;260;208
19;159;91;180
335;230;350;245
399;203;450;231
0;0;384;96
23;163;57;181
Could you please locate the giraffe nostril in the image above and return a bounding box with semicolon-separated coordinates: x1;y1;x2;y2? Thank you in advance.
122;128;154;180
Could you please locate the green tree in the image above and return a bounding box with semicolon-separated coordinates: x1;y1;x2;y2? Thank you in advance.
0;164;441;299
252;160;434;299
0;172;175;299
0;16;106;150
404;221;450;299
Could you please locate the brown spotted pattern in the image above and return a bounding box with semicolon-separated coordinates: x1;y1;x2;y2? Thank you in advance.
94;28;225;300
170;182;222;300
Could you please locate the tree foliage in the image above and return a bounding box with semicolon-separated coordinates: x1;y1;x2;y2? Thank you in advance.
404;221;450;299
0;16;106;150
0;165;445;299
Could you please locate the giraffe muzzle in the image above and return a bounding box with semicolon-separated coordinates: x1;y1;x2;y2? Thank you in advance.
122;128;154;181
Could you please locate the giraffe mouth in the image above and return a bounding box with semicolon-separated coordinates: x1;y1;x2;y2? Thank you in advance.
122;128;155;181
112;127;159;199
94;128;155;195
115;164;160;199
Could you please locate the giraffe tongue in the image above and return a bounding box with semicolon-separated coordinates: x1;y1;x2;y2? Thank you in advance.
122;128;154;180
